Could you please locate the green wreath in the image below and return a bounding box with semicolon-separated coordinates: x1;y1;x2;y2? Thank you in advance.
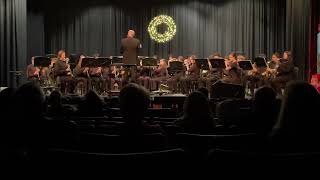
148;15;177;43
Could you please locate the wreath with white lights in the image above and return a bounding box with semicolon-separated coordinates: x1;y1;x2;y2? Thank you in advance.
148;15;177;43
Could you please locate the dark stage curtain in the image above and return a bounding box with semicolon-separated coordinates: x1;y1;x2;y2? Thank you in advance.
286;0;310;80
308;0;320;79
0;0;27;87
27;10;45;61
43;0;287;61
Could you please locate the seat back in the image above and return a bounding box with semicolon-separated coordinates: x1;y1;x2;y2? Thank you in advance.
79;133;167;153
208;149;320;166
176;133;258;157
46;148;185;165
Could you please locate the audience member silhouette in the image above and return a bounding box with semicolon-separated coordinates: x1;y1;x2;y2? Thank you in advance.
119;83;164;135
0;87;16;118
5;82;46;161
250;86;279;133
271;81;320;152
216;99;241;128
118;83;166;152
47;90;75;117
77;90;105;116
197;87;209;98
175;91;216;134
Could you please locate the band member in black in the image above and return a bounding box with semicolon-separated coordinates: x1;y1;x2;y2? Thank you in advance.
222;52;244;85
26;56;40;82
54;50;74;94
271;51;295;93
150;59;169;91
121;30;141;85
167;56;185;93
74;55;89;95
180;55;200;94
200;52;224;91
88;54;103;94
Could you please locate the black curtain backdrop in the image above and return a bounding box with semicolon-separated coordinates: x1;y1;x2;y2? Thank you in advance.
286;0;310;80
42;0;287;60
0;0;27;87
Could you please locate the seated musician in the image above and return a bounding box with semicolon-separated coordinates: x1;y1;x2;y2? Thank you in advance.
247;57;275;96
137;65;151;90
180;55;200;94
200;52;224;90
269;52;281;70
110;65;123;90
150;59;169;91
88;54;103;94
222;52;244;85
39;67;50;86
74;55;89;95
54;50;74;94
102;66;112;93
271;51;295;93
167;56;185;93
26;56;40;83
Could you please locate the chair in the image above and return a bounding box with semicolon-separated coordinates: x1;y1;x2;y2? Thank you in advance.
176;133;258;158
147;108;176;118
79;133;167;153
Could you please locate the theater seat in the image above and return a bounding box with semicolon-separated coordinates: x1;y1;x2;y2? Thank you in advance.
208;149;320;166
46;148;185;165
176;133;258;158
79;133;167;153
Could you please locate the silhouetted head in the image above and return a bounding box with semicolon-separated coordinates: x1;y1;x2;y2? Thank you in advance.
216;99;240;126
253;86;277;113
274;81;320;136
197;87;209;98
48;90;62;108
253;86;278;131
0;87;16;116
13;82;45;119
120;83;150;120
183;91;213;120
82;90;104;115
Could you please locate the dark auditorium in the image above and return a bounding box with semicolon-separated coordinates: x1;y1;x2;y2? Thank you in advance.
1;0;320;169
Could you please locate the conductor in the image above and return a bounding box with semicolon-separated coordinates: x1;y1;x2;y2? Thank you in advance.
120;30;141;84
121;30;141;65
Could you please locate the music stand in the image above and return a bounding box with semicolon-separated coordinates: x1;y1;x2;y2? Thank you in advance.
111;56;123;63
253;57;267;68
209;58;226;69
168;61;183;75
141;57;157;77
238;60;253;71
195;59;209;70
69;54;81;69
34;56;51;67
96;57;112;67
81;57;96;68
142;57;158;67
